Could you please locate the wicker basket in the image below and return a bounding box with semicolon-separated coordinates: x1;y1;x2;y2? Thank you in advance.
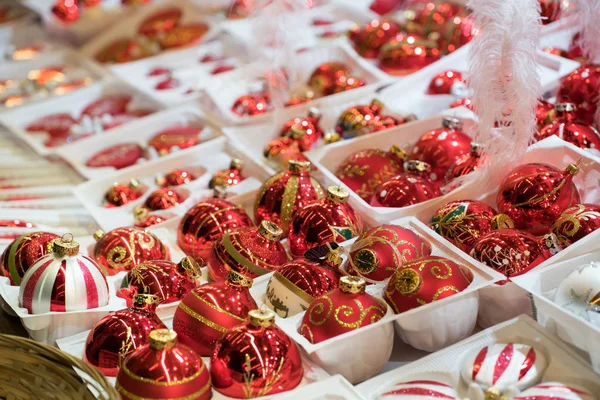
0;334;119;400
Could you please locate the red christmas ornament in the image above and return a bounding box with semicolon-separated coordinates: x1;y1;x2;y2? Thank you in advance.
26;113;76;137
206;220;288;281
19;235;109;314
371;160;442;207
385;256;473;314
288;186;364;257
173;270;257;356
429;200;514;253
496;163;580;235
557;64;600;125
255;159;324;235
137;8;182;37
335;99;384;139
410;117;472;183
231;91;272;116
299;276;387;343
148;125;202;156
405;0;466;29
379;34;441;76
445;142;486;184
263;137;307;170
81;95;131;118
208;158;245;189
0;219;35;228
535;103;600;150
52;0;80;23
119;257;202;305
177;197;253;261
552;203;600;248
539;0;561;24
469;229;560;278
426;70;465;95
133;209;172;228
95;38;155;64
211;309;303;398
535;99;555;129
156;169;197;187
567;33;586;62
331;74;366;94
116;329;211;400
85;143;143;170
140;188;186;211
93;227;171;276
348;20;400;59
85;294;165;376
349;225;432;282
0;232;60;286
158;23;210;49
336;145;407;201
279;108;323;150
307;62;351;96
104;179;146;208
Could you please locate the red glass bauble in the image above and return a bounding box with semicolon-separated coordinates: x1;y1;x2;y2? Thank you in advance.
535;99;555;129
426;70;464;95
19;236;109;314
26;113;76;137
557;64;600;125
331;74;366;94
231;92;272;116
410;117;472;183
134;211;172;228
379;34;441;76
336;145;407;201
148;125;202;156
469;229;560;278
208;158;245;189
95;38;154;64
496;163;580;235
539;0;561;24
104;179;146;208
119;257;202;305
211;309;303;398
444;142;486;184
142;188;186;210
52;0;79;23
334;99;384;139
85;294;165;376
116;329;211;400
535;103;600;149
552;203;600;248
370;161;442;207
279;108;323;150
299;276;387;343
348;225;432;282
158;24;209;49
285;92;314;106
0;219;35;228
288;186;364;257
348;20;400;59
265;258;340;318
405;0;466;29
0;232;60;286
206;220;288;281
434;14;474;54
384;255;473;314
81;95;131;118
255;159;324;235
85;143;143;169
307;62;351;96
263;137;310;170
93;227;171;276
177;197;253;261
173;270;256;356
369;115;405;133
156;169;197;187
137;8;182;37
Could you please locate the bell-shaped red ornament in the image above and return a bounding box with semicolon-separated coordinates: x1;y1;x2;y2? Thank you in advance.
348;20;400;59
0;231;60;286
299;276;387;343
379;34;441;76
385;255;473;314
208;158;245;189
85;294;166;376
336;145;407;201
348;225;432;282
177;197;253;261
557;64;600;125
173;269;257;356
371;160;442;207
211;309;303;398
207;220;289;281
93;227;170;276
307;62;351;96
104;179;146;208
335;99;385;139
426;70;465;95
255;159;324;235
119;257;202;305
535;103;600;150
552;203;600;248
279;108;323;150
288;186;365;257
19;235;109;314
444;142;486;184
469;229;561;278
155;168;197;187
410;117;472;184
116;329;211;400
497;163;581;235
140;188;186;211
429;200;514;253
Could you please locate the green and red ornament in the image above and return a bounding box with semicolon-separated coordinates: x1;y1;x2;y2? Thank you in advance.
0;232;60;286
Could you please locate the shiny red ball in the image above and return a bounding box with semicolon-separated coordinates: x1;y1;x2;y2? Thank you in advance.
535;104;600;150
539;0;561;24
426;70;464;95
143;188;186;210
348;20;400;59
148;125;202;156
557;64;600;125
104;180;145;208
334;99;384;139
85;143;143;170
279;108;323;150
444;143;486;184
231;92;272;116
0;232;60;286
157;169;196;186
552;203;600;248
307;62;351;96
263;136;305;170
370;172;442;208
208;159;245;189
379;34;441;76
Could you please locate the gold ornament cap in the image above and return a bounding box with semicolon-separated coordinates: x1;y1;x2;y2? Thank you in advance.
227;269;253;288
52;234;79;257
555;103;576;112
93;229;105;241
326;186;349;204
491;213;515;230
588;292;600;312
370;98;384;111
353;249;379;275
154;174;166;187
339;276;366;294
132;293;161;308
288;159;311;172
566;163;579;176
308;107;321;120
133;205;148;222
258;220;283;241
149;329;177;350
324;131;341;144
212;185;227;199
180;256;202;280
230;157;244;169
389;144;407;161
248;309;275;328
395;268;422;295
129;178;142;189
405;160;431;173
470;142;484;156
442;117;462;130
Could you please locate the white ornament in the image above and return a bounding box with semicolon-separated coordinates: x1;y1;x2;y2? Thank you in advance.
554;262;600;327
513;382;596;400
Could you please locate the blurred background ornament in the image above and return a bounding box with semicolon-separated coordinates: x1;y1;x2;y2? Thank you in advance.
208;158;245;189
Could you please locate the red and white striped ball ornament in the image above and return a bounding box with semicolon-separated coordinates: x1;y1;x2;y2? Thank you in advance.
380;380;459;399
19;235;109;314
513;382;596;400
461;343;548;397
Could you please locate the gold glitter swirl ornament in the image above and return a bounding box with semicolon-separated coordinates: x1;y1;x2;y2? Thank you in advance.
551;203;600;248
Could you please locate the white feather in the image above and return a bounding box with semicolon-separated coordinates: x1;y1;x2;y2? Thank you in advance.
570;0;600;62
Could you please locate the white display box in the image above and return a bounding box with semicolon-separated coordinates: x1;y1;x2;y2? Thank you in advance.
0;79;165;156
56;104;222;180
0;208;99;238
356;315;600;399
73;137;270;231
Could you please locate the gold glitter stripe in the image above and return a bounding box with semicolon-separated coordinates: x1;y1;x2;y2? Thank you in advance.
121;362;205;386
116;379;211;400
280;175;299;232
311;178;325;199
192;206;239;237
191;290;244;322
223;234;275;275
274;271;314;305
177;302;228;333
254;174;281;215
